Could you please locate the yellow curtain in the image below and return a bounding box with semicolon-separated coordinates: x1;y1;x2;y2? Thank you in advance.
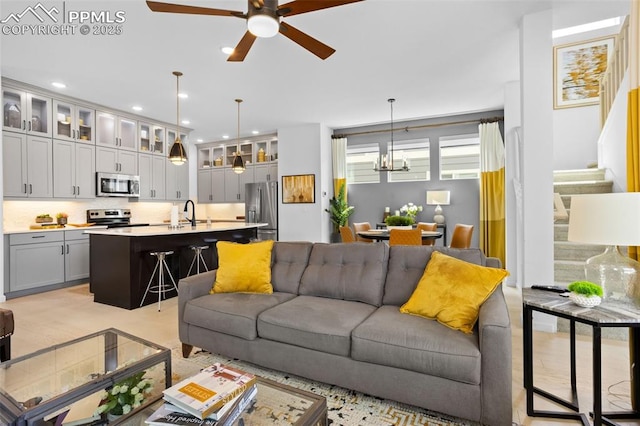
331;136;347;200
479;122;506;265
628;0;640;261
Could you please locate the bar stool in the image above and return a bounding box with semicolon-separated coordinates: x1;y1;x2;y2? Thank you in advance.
140;251;178;311
187;245;209;276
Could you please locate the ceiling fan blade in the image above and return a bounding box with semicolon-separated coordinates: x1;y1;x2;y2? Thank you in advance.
146;1;244;17
227;31;258;62
278;0;363;17
279;22;335;60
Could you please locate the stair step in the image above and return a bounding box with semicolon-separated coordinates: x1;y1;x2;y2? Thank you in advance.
554;260;586;283
554;241;604;261
553;168;606;182
555;224;568;240
553;180;613;195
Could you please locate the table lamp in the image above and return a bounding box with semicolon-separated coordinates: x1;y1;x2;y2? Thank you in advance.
426;190;450;224
567;192;640;304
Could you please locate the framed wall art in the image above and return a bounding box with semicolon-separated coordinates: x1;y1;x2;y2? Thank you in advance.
553;35;615;109
282;174;315;204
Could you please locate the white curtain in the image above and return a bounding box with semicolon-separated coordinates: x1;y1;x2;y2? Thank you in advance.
331;136;347;198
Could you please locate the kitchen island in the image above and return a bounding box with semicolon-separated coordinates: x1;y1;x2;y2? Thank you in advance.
85;222;265;309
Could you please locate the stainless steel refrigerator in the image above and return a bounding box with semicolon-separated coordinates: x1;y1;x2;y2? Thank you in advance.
245;181;278;241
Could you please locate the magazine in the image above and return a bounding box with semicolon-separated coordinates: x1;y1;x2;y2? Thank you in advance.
162;364;256;420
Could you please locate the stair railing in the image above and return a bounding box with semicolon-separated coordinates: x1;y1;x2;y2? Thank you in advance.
600;15;629;127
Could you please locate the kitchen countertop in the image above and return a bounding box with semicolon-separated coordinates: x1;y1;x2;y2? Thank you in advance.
3;219;248;234
83;222;266;237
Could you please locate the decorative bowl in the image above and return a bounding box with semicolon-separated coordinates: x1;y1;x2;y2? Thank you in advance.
569;292;601;308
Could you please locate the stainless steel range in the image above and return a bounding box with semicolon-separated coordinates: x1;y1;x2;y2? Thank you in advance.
86;208;149;228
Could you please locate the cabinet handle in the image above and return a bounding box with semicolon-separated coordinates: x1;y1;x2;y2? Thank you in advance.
77;186;80;196
31;235;45;239
61;245;64;255
28;121;32;131
29;184;32;194
66;244;69;254
72;186;76;195
23;183;27;194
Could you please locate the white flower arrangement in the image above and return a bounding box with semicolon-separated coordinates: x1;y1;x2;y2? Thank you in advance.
95;371;153;416
400;202;423;219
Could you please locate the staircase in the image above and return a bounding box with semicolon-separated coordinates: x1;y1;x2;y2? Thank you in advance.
552;169;628;339
553;168;611;286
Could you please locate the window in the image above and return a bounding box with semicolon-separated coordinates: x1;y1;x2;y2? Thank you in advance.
346;143;380;184
388;139;430;182
439;135;480;180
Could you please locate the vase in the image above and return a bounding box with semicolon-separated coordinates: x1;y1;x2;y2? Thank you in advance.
107;413;122;422
387;225;412;230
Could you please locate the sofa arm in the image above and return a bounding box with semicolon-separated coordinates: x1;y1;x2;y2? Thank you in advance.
178;270;217;342
485;256;501;268
477;284;512;426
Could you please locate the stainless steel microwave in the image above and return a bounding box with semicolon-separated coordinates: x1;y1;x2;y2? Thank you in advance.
96;172;140;197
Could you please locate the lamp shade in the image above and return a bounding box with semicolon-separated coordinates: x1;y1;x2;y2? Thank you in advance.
568;193;640;246
426;190;451;206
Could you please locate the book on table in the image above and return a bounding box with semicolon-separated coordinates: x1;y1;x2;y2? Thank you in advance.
147;384;257;426
162;363;256;420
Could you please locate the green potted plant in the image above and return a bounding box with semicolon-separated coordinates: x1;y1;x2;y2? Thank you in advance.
325;183;354;242
567;280;603;308
56;212;68;225
385;215;414;229
95;371;153;419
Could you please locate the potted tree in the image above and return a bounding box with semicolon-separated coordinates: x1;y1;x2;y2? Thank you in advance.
325;183;354;243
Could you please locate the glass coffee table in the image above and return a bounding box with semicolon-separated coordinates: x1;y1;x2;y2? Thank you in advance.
118;376;328;426
0;328;171;425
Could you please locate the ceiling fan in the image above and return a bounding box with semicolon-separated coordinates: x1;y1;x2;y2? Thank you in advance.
146;0;363;61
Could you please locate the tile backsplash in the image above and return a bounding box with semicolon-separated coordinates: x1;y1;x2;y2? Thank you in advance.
3;199;245;232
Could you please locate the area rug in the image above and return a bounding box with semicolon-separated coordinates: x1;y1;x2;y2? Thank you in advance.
170;347;478;426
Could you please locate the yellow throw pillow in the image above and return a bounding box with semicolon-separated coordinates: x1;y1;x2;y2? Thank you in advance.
211;240;274;294
400;251;509;334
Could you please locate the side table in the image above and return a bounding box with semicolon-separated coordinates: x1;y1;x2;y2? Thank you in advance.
523;288;640;426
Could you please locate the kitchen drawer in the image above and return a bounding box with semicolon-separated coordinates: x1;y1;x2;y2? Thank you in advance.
10;232;64;245
64;229;89;241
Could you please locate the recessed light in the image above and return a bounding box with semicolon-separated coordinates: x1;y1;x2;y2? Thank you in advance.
252;130;259;135
197;138;203;143
221;46;234;55
132;106;143;111
178;93;188;99
223;135;230;139
51;81;66;89
181;120;190;125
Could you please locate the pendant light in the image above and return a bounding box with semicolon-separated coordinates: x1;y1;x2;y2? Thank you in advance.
232;99;245;174
168;71;188;165
373;98;409;172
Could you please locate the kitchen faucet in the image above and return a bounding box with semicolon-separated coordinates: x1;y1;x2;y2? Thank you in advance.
184;199;196;227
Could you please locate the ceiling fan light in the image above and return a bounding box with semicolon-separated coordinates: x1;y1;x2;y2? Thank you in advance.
248;14;279;38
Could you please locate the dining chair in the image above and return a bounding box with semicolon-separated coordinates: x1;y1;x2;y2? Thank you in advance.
417;222;438;246
353;222;373;243
389;228;422;246
339;226;356;243
449;224;474;249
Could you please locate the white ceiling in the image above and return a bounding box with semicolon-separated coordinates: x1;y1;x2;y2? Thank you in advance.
0;0;629;143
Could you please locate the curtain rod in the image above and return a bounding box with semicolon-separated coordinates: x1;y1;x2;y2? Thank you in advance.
333;116;503;138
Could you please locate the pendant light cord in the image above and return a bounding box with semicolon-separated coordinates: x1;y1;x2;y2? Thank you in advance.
236;99;243;153
389;98;394;166
173;71;183;141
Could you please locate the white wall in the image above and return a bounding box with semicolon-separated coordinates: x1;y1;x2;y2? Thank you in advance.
277;124;332;242
504;81;522;288
520;9;556;331
599;72;629;192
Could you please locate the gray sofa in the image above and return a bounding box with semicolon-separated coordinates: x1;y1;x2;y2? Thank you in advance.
177;242;512;425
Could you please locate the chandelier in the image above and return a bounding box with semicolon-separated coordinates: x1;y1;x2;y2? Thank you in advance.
374;98;409;172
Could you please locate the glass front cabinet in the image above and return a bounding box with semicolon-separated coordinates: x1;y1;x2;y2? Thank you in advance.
139;123;166;155
96;111;137;151
2;88;52;137
53;100;95;143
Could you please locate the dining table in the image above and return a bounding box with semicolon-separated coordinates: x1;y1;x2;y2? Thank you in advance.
356;229;443;242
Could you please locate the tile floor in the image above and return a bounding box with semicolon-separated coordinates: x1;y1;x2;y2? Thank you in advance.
2;284;640;425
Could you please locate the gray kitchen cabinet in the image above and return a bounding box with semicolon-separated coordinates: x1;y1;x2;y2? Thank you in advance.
254;163;278;182
53;99;95;143
224;167;254;202
139;153;166;200
165;159;189;201
53;139;95;198
198;168;225;203
9;232;65;292
2;87;52;137
96;111;137;151
64;230;90;281
2;132;53;198
96;146;138;175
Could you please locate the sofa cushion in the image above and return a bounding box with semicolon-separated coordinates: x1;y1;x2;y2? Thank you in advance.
400;251;508;334
257;295;377;357
183;292;296;340
271;242;313;294
351;305;481;385
299;243;389;306
383;246;488;306
212;240;274;294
